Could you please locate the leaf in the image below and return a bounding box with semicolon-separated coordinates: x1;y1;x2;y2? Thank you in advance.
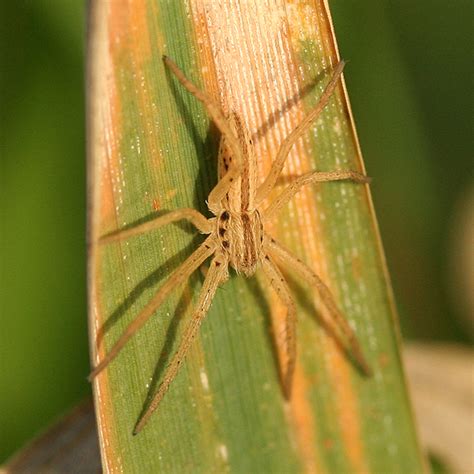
404;343;474;474
1;401;100;474
87;1;426;472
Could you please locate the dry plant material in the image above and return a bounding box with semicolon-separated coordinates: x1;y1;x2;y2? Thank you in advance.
405;343;474;474
89;56;371;434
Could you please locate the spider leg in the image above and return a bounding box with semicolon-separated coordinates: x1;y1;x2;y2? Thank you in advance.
265;236;372;376
265;170;369;219
100;209;212;244
88;235;218;380
163;56;242;171
133;253;228;434
255;61;345;206
207;164;241;212
261;254;297;399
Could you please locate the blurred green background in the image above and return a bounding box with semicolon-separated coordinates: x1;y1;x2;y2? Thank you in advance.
1;0;471;464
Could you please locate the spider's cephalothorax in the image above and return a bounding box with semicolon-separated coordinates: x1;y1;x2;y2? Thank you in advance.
216;209;264;276
90;55;372;434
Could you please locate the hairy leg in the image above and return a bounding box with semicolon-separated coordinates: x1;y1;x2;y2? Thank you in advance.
255;61;345;205
265;170;369;219
163;56;242;171
266;237;372;376
261;254;297;398
134;253;228;434
207;163;242;213
100;209;212;244
89;235;218;379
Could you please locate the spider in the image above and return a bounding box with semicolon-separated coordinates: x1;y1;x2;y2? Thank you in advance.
90;55;371;434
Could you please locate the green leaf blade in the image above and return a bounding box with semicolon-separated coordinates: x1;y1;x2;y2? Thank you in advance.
87;1;426;472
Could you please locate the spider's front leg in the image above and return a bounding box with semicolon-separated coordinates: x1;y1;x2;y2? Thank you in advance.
261;254;297;398
265;237;372;376
99;208;212;244
89;208;213;377
133;253;228;434
89;235;217;380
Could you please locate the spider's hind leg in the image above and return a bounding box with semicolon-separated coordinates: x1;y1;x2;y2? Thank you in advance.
163;56;245;213
265;170;369;219
163;56;243;173
256;61;346;206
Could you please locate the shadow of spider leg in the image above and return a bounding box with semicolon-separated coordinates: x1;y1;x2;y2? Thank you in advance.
89;224;216;380
99;208;212;244
133;253;228;434
163;55;243;208
255;61;347;206
251;62;371;379
265;237;372;376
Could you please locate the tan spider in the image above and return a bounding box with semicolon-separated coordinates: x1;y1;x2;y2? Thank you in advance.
90;56;371;434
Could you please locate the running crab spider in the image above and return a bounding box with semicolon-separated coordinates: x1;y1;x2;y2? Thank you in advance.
90;55;372;434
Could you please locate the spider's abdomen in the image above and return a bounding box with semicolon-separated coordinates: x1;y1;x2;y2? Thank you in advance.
217;210;264;276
